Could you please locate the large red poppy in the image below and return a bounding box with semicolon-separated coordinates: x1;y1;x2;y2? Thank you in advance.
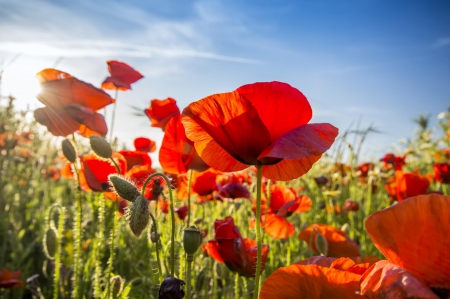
0;268;23;289
260;257;369;299
159;114;209;174
181;82;338;181
361;194;450;297
144;98;180;130
34;69;114;137
101;60;143;91
203;216;269;277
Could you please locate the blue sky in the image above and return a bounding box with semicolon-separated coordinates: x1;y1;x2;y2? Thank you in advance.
0;0;449;164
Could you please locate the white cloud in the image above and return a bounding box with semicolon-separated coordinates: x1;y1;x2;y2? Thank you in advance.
431;37;450;49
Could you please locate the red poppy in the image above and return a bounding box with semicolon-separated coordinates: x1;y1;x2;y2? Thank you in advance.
380;153;406;170
175;205;189;221
79;153;127;192
159;114;209;174
0;268;23;288
344;199;360;212
134;137;156;153
203;216;269;277
355;162;374;178
298;224;360;258
216;183;251;200
181;82;338;181
434;162;450;184
124;164;158;200
361;194;450;298
260;257;369;299
34;69;114;137
101;60;143;91
144;98;180;130
395;170;430;201
119;150;152;170
192;170;218;202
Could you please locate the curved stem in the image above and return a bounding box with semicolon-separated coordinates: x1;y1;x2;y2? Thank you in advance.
149;212;163;280
110;157;121;175
109;88;119;144
141;172;176;277
187;170;193;227
253;164;263;299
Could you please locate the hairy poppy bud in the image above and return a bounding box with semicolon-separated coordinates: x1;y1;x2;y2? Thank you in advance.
89;136;112;159
61;139;77;163
150;229;161;243
110;275;124;297
131;278;143;286
109;175;140;202
125;196;150;237
183;226;203;261
158;277;185;299
195;269;207;293
315;230;328;256
43;228;57;259
341;223;350;235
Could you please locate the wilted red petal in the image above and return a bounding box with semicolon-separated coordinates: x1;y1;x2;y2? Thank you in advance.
119;150;152;169
144;98;180;130
236;81;312;141
360;260;440;299
101;60;143;91
299;224;360;258
365;194;450;289
263;213;295;239
182;90;271;167
134;137;156;153
37;69;114;110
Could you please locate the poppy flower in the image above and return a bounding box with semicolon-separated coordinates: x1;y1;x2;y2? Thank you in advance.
395;170;430;201
216;183;251;200
34;69;114;137
314;176;328;186
159;114;209;174
298;224;360;258
0;268;23;288
145;98;180;130
260;257;369;299
79;153;127;192
344;199;360;212
181;81;338;181
134;137;156;153
380;153;406;170
355;162;374;178
101;60;143;91
203;216;269;277
125;165;159;200
434;162;450;184
175;205;189;221
119;150;152;170
360;194;450;298
192;170;218;203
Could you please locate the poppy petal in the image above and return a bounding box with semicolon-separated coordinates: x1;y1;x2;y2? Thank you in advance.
236;81;312;141
65;105;108;137
34;107;80;137
182;90;271;166
262;154;322;181
101;60;143;91
263;213;295;239
119;150;152;169
134;137;156;153
365;194;450;288
144;98;180;130
360;260;439;299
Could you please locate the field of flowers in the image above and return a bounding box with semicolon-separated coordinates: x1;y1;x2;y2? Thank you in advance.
0;61;449;299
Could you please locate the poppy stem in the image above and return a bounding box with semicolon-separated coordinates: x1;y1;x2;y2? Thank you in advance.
108;88;119;144
49;204;65;299
106;196;118;298
186;258;192;299
149;212;163;280
253;164;263;299
110;157;121;175
187;170;193;227
141;172;176;277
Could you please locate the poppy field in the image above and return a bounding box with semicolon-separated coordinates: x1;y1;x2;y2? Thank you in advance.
0;61;449;299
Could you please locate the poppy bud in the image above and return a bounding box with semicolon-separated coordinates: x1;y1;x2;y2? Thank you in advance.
195;269;207;293
214;262;226;279
43;228;57;259
315;230;328;256
183;226;203;261
158;277;185;299
61;139;77;163
110;275;124;297
109;175;140;202
125;196;150;237
89;136;112;159
341;223;350;235
150;231;161;243
131;278;143;286
194;218;203;225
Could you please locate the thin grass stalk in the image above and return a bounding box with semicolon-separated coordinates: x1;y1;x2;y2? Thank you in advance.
52;205;65;299
71;134;82;299
106;197;118;298
149;212;163;280
94;194;105;298
252;164;263;299
234;273;240;299
109;88;119;144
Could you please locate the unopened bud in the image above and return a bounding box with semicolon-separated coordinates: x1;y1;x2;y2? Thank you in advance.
61;139;77;163
131;278;143;286
89;136;112;159
315;230;328;256
109;175;140;202
150;231;161;243
43;228;57;259
110;275;124;297
195;269;207;293
341;223;350;235
183;226;203;260
125;196;150;237
194;218;203;225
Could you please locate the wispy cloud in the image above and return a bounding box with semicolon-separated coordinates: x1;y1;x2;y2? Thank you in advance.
431;37;450;49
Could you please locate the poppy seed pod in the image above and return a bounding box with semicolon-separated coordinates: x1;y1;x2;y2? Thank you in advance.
183;226;203;260
315;230;328;256
124;196;150;237
89;136;112;159
61;139;77;163
109;175;140;202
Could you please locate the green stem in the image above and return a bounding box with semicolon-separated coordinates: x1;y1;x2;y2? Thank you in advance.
52;205;65;299
94;194;105;298
149;212;163;280
186;257;193;299
141;172;176;277
106;197;118;298
110;157;121;175
253;164;263;299
187;170;193;227
72;190;82;299
109;88;119;144
234;273;240;299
